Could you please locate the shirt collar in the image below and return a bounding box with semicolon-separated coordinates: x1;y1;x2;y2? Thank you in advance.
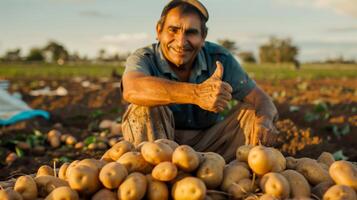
155;43;208;80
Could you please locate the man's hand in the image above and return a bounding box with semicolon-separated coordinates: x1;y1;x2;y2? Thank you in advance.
252;116;279;146
194;61;233;113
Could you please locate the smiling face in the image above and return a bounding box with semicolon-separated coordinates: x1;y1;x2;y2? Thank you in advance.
156;7;206;68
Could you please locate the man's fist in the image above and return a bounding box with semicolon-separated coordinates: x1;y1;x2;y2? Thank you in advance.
194;61;233;113
251;116;279;146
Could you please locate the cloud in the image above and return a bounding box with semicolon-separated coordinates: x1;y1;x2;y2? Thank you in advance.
97;33;154;54
275;0;357;18
79;10;111;18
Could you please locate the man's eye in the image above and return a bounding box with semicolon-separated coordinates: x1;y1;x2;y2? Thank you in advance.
168;28;178;33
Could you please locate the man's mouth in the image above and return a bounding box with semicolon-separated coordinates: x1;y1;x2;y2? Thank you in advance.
170;47;191;56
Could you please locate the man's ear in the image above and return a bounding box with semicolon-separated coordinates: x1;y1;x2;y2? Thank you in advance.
156;23;162;40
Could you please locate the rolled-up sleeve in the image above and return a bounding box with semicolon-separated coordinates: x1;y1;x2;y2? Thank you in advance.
124;49;152;75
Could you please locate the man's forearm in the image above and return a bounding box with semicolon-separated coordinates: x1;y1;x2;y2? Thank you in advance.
243;86;278;121
122;73;197;106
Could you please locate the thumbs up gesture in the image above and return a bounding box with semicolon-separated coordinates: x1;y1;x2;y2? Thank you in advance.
194;61;233;113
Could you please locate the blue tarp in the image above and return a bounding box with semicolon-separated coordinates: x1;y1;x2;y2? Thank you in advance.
0;86;50;126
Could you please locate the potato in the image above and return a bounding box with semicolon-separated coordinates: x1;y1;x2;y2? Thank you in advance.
14;175;38;200
0;188;23;200
317;152;335;167
47;130;61;148
117;151;153;174
117;172;147;200
227;178;256;199
36;165;54;177
221;163;251;191
248;146;274;175
227;160;249;169
78;158;105;171
201;152;225;168
296;158;331;185
281;170;311;198
236;144;253;162
35;175;69;197
92;189;117;200
285;156;298;169
172;177;206;200
146;175;169;200
268;148;286;172
65;160;80;178
196;153;225;189
101;151;114;162
329;160;357;190
151;161;177;182
172;145;200;172
259;194;278;200
312;181;334;199
67;165;100;195
323;185;357;200
65;135;77;145
58;163;69;180
108;140;135;161
141;142;173;165
155;139;179;151
44;186;79;200
99;162;128;189
259;172;290;199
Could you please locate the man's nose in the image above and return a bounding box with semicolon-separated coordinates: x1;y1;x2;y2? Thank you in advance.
175;32;187;47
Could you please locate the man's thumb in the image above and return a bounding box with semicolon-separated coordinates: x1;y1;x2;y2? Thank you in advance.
212;61;224;79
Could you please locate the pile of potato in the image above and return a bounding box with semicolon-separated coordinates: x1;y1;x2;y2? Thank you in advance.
1;139;356;200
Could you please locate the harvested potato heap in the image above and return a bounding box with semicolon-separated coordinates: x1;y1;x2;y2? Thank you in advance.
1;140;357;200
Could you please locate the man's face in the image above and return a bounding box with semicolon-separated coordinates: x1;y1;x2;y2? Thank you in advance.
157;8;206;68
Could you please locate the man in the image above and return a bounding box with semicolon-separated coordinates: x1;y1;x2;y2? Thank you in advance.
121;0;278;161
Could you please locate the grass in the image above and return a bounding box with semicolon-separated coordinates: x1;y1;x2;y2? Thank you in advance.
0;62;356;80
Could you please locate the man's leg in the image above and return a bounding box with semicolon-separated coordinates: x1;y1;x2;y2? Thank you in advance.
176;103;259;162
121;104;175;147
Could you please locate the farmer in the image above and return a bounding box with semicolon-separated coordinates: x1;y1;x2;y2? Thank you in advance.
121;0;279;161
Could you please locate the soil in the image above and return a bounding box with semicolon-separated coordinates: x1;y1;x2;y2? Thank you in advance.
0;77;356;180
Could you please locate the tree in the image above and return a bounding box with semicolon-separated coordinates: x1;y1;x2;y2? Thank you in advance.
238;51;256;63
1;48;22;62
259;36;298;63
43;40;69;63
217;39;238;54
27;48;44;61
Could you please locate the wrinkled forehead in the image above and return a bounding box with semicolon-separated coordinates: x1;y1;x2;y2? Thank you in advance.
163;8;202;30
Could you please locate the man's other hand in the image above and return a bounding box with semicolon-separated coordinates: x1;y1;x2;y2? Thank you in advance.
195;61;233;113
253;116;279;146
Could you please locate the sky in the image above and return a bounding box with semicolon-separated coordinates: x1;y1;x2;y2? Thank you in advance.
0;0;357;62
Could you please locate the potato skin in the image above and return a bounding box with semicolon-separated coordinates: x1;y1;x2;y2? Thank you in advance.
108;140;134;161
172;177;206;200
117;172;147;200
44;186;79;200
58;163;69;180
329;160;357;191
196;153;225;189
259;172;290;199
36;165;54;177
146;175;169;200
281;170;311;198
0;189;23;200
141;142;173;165
155;139;179;151
221;163;251;191
35;175;69;197
99;162;128;189
248;146;274;175
117;151;153;174
152;161;177;182
172;145;200;172
67;165;100;195
14;175;38;200
236;144;253;162
268;148;286;172
227;178;256;199
312;181;334;199
296;158;331;185
323;185;357;200
92;189;117;200
317;152;335;167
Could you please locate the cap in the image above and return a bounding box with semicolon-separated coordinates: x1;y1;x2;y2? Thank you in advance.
163;0;209;22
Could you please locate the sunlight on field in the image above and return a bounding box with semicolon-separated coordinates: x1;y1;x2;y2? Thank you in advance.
0;63;356;80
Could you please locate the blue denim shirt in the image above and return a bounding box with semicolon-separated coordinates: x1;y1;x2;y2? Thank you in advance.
124;41;256;130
